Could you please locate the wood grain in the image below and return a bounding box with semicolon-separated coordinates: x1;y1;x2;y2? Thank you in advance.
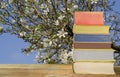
0;64;119;77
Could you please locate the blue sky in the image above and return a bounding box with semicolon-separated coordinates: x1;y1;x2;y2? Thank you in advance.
0;0;120;64
0;33;35;64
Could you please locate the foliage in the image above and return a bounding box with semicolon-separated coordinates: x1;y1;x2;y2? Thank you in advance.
0;0;116;64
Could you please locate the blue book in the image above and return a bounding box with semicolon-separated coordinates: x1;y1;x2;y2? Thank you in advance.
74;34;111;42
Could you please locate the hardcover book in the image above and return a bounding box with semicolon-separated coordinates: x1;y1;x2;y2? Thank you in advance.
73;61;115;74
74;34;111;42
74;12;104;25
73;49;114;61
73;25;109;34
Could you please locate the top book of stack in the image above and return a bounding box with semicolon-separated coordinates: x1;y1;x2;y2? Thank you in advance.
74;12;104;25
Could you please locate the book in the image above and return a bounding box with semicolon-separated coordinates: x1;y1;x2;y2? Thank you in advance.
73;42;111;49
74;12;104;25
73;61;115;74
73;49;114;61
74;34;111;42
73;25;109;34
73;12;115;74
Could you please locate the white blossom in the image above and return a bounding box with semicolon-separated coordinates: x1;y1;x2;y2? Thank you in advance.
20;18;26;23
60;51;68;64
49;41;52;46
59;50;73;64
68;51;73;58
25;25;29;28
67;8;70;11
26;53;29;56
0;27;3;32
55;20;59;25
40;3;47;9
35;55;39;60
91;0;98;4
42;38;52;47
47;0;51;3
57;29;68;38
34;0;39;3
25;7;30;13
19;31;26;37
42;42;48;47
1;2;8;9
9;0;13;4
58;15;65;20
62;8;66;13
43;38;49;42
73;5;78;9
43;60;47;64
35;28;39;31
25;7;34;14
30;8;34;13
61;58;68;64
35;52;43;62
11;19;16;23
33;15;38;19
43;9;49;15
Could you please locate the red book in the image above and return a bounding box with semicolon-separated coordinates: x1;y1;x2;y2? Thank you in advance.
74;12;104;25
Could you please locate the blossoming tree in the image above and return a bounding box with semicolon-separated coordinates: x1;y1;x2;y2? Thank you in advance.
0;0;117;64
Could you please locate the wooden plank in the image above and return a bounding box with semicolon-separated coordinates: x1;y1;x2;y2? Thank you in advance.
74;12;104;25
74;42;111;49
0;64;72;69
73;49;114;61
73;62;115;74
0;64;73;77
73;25;109;34
0;64;120;77
74;34;111;42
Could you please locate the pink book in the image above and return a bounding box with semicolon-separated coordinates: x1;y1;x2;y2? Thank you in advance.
74;12;104;25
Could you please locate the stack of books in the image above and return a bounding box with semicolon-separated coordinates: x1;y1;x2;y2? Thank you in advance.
73;12;115;74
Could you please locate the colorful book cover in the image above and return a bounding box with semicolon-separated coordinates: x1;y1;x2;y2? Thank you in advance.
74;42;111;49
74;12;104;25
73;49;114;61
73;62;115;74
74;34;111;42
73;25;109;34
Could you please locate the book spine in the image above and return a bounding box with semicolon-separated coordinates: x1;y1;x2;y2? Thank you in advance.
74;34;111;42
74;42;111;49
74;12;104;25
73;50;114;61
73;62;115;74
73;25;109;34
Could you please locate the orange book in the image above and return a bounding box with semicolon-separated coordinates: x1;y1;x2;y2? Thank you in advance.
74;12;104;25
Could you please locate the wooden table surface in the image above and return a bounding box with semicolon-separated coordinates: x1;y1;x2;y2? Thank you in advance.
0;64;119;77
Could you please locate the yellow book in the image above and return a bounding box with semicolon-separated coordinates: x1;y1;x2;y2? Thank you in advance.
73;25;110;34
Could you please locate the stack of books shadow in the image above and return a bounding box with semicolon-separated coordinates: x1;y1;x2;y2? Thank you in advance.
73;12;115;74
